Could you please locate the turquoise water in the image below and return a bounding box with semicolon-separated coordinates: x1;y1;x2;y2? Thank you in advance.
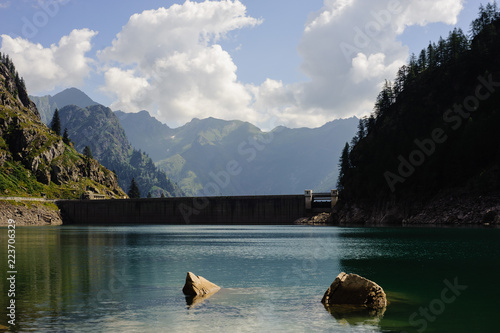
0;225;499;332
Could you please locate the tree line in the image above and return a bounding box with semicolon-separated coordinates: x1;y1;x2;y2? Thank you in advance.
0;52;27;99
337;2;500;200
347;2;500;153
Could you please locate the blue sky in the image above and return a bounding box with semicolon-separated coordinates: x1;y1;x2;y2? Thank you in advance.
0;0;487;129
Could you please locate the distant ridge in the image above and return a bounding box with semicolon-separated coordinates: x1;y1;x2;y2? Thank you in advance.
33;90;358;197
30;87;99;125
116;110;358;196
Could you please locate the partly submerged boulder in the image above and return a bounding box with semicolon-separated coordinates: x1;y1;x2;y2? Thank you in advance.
321;272;387;309
182;272;220;297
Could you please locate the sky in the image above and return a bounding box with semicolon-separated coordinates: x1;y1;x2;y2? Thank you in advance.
0;0;486;130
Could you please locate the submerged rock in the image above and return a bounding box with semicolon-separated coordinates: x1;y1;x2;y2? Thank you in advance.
321;272;387;309
182;272;220;297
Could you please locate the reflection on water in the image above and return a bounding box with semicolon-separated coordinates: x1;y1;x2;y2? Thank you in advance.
0;225;498;332
185;290;220;308
324;304;386;327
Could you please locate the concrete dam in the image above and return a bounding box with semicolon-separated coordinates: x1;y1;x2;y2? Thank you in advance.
57;191;338;225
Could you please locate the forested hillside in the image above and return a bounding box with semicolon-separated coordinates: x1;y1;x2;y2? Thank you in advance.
59;104;183;198
0;54;125;200
335;4;500;224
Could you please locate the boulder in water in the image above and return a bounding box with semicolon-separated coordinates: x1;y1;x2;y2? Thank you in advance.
321;272;387;309
182;272;220;297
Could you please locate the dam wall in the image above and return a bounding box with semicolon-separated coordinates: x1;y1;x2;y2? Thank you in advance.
57;195;307;225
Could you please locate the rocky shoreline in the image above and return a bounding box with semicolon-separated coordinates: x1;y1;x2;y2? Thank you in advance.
331;191;500;226
294;212;332;225
294;190;500;227
0;201;63;226
2;190;499;227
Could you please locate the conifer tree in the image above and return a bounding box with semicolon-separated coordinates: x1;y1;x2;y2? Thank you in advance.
337;142;351;192
426;42;436;69
50;108;61;136
128;178;141;199
83;145;93;159
83;145;93;176
356;118;367;141
374;81;394;118
62;128;71;145
418;49;427;72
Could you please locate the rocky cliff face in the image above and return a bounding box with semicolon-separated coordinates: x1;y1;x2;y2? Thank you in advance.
0;59;126;199
0;201;62;226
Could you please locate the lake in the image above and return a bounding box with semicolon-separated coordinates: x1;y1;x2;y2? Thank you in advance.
1;225;499;332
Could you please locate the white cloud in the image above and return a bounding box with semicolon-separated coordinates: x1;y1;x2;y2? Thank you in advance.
100;0;416;129
0;28;96;94
102;68;151;112
250;0;465;128
99;0;261;127
0;0;466;130
395;0;464;33
350;52;403;84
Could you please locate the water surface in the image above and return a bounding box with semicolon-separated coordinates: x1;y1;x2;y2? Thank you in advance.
0;225;498;332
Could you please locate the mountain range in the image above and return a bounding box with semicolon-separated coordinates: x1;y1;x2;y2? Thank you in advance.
31;88;358;196
30;88;183;198
116;111;358;195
